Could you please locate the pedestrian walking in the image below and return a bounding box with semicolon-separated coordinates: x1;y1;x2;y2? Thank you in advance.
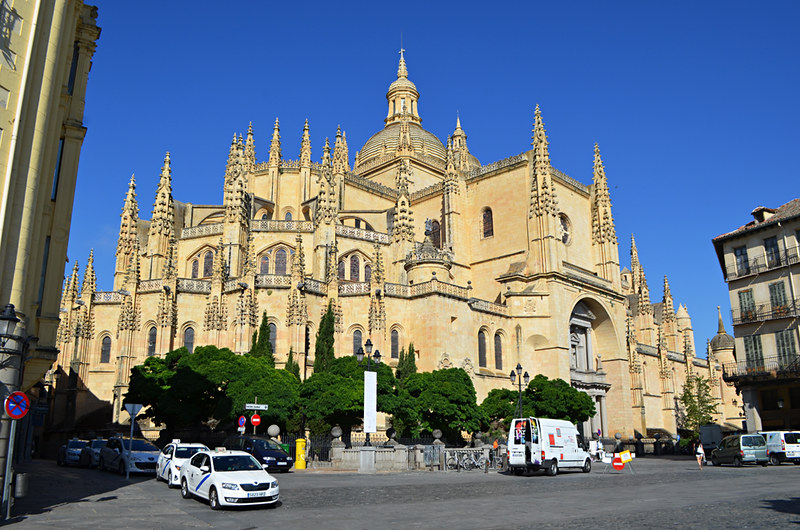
695;441;705;470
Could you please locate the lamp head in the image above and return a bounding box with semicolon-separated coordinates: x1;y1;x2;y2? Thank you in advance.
365;338;373;355
356;347;365;363
523;371;530;385
509;370;516;384
373;349;381;365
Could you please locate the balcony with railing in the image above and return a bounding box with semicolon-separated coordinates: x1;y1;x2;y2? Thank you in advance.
731;298;800;325
722;354;800;382
726;244;800;280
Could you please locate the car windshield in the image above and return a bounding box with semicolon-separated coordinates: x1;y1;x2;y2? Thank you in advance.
91;440;107;449
175;447;205;458
784;433;800;445
122;439;158;451
252;439;283;452
67;440;87;449
213;455;263;472
742;436;765;447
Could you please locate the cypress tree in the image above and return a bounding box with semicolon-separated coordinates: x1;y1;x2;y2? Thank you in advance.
314;300;336;372
251;311;274;367
285;347;301;381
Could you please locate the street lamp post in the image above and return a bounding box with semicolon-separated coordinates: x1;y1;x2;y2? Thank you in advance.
509;363;530;418
356;338;381;447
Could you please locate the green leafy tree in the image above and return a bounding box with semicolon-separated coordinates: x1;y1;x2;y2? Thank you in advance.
402;368;485;442
284;347;301;381
522;375;596;424
678;375;719;439
250;311;274;366
313;301;335;372
479;388;517;439
301;356;396;446
395;342;417;383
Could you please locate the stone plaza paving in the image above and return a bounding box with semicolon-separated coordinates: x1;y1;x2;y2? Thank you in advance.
7;456;800;529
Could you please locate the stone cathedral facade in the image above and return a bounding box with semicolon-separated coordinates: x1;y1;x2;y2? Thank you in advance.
53;53;742;437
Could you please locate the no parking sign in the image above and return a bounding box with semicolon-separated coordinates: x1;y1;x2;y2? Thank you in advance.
4;391;29;419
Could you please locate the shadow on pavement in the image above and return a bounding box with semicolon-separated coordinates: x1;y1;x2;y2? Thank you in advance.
5;459;153;524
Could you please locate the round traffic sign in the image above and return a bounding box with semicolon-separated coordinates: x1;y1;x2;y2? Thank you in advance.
238;415;246;427
251;413;261;426
5;392;30;419
612;457;625;470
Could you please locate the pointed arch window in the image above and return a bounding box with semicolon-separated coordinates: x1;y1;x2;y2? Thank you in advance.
100;336;111;363
184;327;195;354
261;213;268;220
431;220;441;248
148;326;157;357
391;329;399;359
364;264;372;284
275;249;287;275
285;212;293;221
482;208;493;238
494;332;503;370
353;329;362;355
478;330;487;368
350;255;360;281
260;255;270;274
203;251;213;277
338;260;345;280
191;260;199;279
269;323;277;354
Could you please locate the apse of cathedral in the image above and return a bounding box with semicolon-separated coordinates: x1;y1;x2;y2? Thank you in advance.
55;51;740;436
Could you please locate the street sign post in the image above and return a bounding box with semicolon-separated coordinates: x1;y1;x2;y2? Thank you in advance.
238;415;246;433
3;392;29;519
251;414;261;426
245;403;269;411
124;404;143;480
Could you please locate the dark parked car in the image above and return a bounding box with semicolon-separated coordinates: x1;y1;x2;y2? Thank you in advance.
223;435;293;472
58;439;88;466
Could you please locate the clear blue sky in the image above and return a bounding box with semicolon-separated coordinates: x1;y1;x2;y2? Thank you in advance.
68;1;800;356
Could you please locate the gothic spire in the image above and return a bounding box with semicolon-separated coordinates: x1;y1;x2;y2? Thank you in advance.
662;275;675;323
82;249;96;297
162;237;177;280
149;152;175;241
529;105;559;219
717;305;726;334
268;117;281;167
397;47;408;79
66;260;80;304
591;143;616;245
333;125;348;174
116;174;139;259
212;238;227;283
391;161;415;243
300;119;311;167
244;122;256;174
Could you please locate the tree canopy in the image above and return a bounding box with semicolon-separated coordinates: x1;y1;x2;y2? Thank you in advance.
313;301;335;372
678;375;719;439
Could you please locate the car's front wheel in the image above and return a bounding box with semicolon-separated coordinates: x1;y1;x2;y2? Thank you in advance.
770;454;781;466
711;455;719;466
209;487;221;510
181;479;192;499
582;458;591;473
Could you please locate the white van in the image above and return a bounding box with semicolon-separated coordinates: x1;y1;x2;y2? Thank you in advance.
507;417;592;476
758;431;800;465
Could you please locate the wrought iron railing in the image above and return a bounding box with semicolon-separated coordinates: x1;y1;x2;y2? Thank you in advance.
722;354;800;381
731;298;799;325
726;245;800;280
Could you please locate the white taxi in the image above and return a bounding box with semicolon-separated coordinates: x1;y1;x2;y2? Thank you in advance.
179;449;279;510
156;441;208;487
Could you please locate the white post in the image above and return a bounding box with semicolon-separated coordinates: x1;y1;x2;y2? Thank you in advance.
2;420;17;520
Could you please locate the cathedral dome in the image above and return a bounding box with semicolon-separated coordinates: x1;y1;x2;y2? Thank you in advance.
359;122;446;166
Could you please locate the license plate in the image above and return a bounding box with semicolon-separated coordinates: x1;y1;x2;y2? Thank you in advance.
277;462;287;465
247;491;268;498
787;452;799;458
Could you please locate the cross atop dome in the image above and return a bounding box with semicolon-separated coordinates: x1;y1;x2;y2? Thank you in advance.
386;49;420;126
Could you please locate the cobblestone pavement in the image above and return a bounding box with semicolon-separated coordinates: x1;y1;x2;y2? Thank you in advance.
6;457;800;529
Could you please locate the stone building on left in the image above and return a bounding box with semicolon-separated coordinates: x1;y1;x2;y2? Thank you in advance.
0;0;100;495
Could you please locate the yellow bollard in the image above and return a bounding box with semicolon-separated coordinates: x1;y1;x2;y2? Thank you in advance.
295;438;307;470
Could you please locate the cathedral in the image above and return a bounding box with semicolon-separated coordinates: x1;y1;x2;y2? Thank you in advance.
53;52;741;438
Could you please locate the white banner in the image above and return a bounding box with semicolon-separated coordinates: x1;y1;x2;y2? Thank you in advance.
364;371;377;433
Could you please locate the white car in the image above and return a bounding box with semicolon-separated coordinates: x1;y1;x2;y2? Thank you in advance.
156;441;208;487
179;449;279;510
98;437;160;475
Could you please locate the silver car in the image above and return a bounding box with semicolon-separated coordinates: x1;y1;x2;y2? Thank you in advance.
79;438;107;467
99;437;160;474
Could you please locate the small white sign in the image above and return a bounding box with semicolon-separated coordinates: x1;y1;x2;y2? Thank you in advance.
245;403;269;411
363;371;377;433
237;426;246;433
124;403;143;417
